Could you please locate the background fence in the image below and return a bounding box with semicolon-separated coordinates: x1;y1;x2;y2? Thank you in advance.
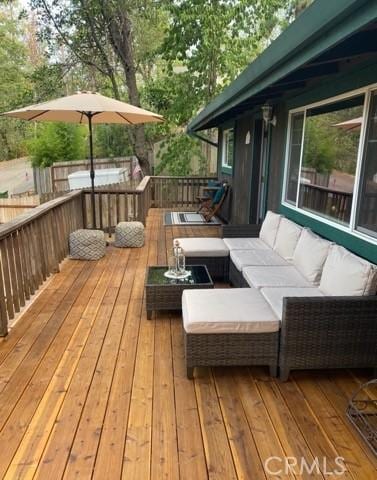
33;156;134;193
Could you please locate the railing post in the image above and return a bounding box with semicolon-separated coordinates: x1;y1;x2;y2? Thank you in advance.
0;253;8;336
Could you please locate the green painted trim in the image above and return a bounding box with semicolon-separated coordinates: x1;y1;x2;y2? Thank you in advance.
279;205;377;264
286;61;377;110
188;0;376;131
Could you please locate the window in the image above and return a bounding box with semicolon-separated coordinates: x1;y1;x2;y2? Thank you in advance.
283;85;377;241
222;128;234;171
285;112;304;204
357;92;377;237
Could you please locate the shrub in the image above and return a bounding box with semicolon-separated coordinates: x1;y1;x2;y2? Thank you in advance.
29;122;86;167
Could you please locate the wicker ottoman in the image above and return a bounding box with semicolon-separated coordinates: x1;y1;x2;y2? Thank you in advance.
115;221;144;248
69;229;106;260
174;237;229;281
182;288;280;379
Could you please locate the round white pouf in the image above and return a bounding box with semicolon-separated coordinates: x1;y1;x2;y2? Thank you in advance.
69;229;106;260
115;221;144;248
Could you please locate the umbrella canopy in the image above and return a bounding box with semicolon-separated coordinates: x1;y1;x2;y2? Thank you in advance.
333;116;362;131
1;91;163;228
2;91;164;124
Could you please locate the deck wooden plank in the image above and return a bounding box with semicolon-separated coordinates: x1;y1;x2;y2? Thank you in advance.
0;260;81;366
195;370;238;480
151;316;180;480
0;260;99;435
214;368;267;480
122;214;155;480
276;378;353;479
31;252;122;479
0;253;118;479
92;297;142;480
0;263;85;393
252;368;325;480
62;253;131;479
122;312;155;480
315;372;377;470
233;369;294;480
294;372;377;479
0;210;373;480
171;318;208;480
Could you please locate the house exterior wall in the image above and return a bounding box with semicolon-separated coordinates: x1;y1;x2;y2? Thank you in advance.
216;62;377;263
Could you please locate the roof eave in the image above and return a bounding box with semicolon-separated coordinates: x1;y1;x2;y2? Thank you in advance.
188;0;377;132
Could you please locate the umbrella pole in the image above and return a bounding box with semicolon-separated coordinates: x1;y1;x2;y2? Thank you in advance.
87;113;96;228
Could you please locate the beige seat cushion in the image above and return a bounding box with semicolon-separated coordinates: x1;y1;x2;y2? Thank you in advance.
261;287;324;320
293;229;332;284
182;288;279;334
273;218;303;260
230;249;288;272
320;245;377;296
174;237;229;257
243;266;312;289
223;237;269;250
259;211;282;248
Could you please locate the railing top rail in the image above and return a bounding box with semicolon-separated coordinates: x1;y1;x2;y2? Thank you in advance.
0;190;82;240
301;182;353;196
136;176;151;192
50;156;134;169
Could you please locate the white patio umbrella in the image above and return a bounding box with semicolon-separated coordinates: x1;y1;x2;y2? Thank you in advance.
1;91;163;227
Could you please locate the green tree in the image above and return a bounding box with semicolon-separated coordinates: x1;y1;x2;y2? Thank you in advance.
29;122;86;167
161;0;284;105
31;0;168;174
94;124;133;158
155;133;206;176
0;2;33;160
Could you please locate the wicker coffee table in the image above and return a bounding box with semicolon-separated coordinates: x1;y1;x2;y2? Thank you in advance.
145;265;213;319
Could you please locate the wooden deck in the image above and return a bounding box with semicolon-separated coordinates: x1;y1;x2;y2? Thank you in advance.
0;208;375;479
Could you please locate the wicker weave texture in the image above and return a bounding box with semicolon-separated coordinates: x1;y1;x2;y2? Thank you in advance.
229;259;249;287
221;224;261;238
185;256;229;281
69;229;106;261
184;331;279;376
115;221;144;248
279;296;377;380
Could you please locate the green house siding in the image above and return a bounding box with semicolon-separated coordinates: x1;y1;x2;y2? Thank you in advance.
280;205;377;264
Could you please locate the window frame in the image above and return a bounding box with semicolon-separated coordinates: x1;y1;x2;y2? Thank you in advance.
221;127;234;174
281;82;377;245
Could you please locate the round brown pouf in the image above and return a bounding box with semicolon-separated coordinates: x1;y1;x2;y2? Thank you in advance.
69;229;106;260
114;221;144;248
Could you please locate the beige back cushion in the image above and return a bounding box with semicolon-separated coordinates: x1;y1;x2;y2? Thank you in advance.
293;229;332;284
320;245;377;296
274;218;303;260
259;211;282;248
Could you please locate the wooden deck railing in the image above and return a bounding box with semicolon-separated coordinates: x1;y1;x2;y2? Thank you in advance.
82;176;152;231
299;183;353;223
0;191;83;335
0;175;216;334
150;176;217;208
81;175;215;231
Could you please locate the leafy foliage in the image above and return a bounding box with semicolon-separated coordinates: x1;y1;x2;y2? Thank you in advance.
29;122;86;167
0;3;33;160
94;124;133;158
155;133;206;176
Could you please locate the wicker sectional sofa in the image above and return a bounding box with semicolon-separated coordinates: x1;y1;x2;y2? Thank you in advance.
177;212;377;380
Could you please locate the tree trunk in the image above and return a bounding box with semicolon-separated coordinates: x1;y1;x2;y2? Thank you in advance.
102;4;151;175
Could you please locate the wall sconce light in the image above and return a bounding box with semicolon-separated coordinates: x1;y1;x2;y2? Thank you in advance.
261;103;277;127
